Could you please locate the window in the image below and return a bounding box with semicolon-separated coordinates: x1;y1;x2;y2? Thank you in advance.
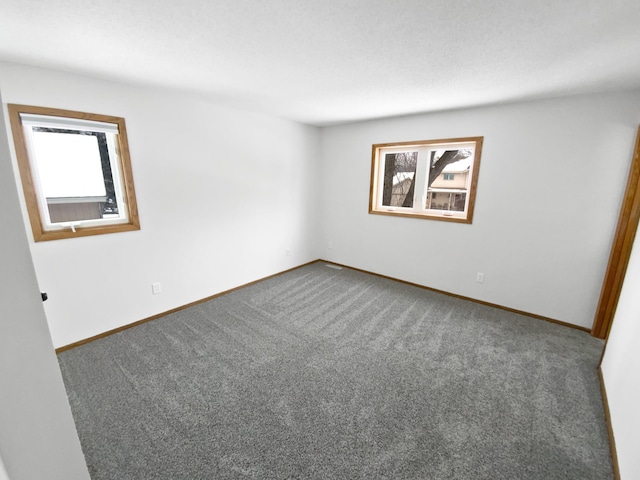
8;104;140;241
369;137;482;223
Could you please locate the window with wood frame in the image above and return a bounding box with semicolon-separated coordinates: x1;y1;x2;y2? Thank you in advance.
369;137;483;223
8;104;140;241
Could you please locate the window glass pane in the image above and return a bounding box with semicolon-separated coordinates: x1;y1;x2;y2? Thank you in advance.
426;149;473;212
30;127;119;224
426;191;467;211
381;151;418;207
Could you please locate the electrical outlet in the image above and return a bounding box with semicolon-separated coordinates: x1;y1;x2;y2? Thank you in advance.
328;241;333;249
152;282;162;295
286;248;291;256
476;273;484;283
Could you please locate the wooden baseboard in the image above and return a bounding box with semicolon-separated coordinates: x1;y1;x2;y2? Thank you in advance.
55;260;322;353
318;259;592;334
56;257;591;353
598;368;621;480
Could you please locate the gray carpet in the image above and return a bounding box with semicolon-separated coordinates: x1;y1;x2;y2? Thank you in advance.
58;262;613;479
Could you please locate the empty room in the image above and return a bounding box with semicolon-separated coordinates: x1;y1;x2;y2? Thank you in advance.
1;1;640;479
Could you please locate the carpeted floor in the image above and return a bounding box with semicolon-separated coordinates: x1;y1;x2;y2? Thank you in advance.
58;262;613;479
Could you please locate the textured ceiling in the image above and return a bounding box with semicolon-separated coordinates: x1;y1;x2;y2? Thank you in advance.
1;0;640;126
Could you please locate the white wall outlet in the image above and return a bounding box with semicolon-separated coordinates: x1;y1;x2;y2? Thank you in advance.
152;282;162;295
476;272;484;283
328;241;333;249
286;248;291;256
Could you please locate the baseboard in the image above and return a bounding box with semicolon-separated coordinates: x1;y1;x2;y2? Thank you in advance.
318;259;592;334
56;257;590;354
598;368;621;480
55;260;322;354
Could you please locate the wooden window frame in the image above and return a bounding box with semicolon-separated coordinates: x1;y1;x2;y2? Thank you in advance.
369;136;483;224
7;104;140;242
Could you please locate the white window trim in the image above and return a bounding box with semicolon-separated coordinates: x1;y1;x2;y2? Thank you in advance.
21;122;130;232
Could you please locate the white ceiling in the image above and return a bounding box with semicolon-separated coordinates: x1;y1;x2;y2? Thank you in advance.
1;0;640;126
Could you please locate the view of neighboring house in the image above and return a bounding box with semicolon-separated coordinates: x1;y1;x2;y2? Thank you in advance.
426;158;471;211
390;156;471;211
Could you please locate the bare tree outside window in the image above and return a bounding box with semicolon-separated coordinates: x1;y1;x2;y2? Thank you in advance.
382;151;417;207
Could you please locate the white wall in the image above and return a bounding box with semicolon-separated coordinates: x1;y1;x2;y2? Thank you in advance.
0;88;89;479
601;230;640;479
0;61;321;348
319;91;640;328
0;455;9;480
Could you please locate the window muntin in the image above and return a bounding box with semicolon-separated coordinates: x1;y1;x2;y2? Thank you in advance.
369;137;482;223
8;105;140;241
